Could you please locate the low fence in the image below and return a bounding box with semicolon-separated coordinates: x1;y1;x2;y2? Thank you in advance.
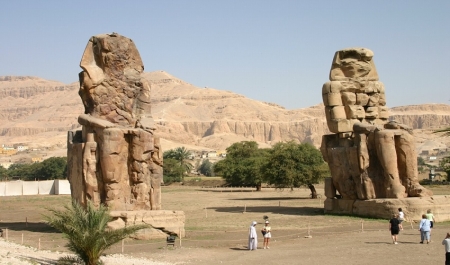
0;179;71;196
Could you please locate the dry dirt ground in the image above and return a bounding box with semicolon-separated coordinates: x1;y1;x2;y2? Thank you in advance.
1;183;450;265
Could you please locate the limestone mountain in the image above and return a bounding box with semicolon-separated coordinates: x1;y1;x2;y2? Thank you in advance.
0;72;449;155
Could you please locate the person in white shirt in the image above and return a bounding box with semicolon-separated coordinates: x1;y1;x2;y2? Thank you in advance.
261;220;272;249
398;208;405;230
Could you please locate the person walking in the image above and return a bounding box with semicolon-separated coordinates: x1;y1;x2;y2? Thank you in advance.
426;209;436;234
389;213;400;244
419;214;432;244
261;220;272;249
442;232;450;265
248;221;258;251
398;208;405;230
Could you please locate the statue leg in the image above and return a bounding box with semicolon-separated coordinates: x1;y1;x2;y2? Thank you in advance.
395;131;433;197
100;128;129;210
374;130;406;198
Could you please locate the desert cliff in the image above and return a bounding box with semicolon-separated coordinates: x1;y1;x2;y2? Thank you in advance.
0;72;449;153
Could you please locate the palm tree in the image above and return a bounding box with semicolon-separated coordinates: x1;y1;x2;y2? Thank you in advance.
164;147;193;173
44;200;148;265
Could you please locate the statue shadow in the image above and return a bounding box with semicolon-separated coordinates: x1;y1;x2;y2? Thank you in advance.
0;222;59;234
209;206;323;216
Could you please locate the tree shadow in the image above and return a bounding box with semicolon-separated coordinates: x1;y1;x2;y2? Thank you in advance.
209;206;323;216
18;255;58;265
230;196;311;201
0;221;59;233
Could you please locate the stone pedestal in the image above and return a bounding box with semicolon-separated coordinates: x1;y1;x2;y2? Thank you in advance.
324;196;450;221
108;210;185;240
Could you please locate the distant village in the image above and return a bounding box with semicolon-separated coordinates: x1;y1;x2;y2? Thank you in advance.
0;144;46;169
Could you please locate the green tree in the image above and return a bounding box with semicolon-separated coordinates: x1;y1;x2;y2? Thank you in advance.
0;165;7;180
163;158;185;184
440;157;450;181
214;141;269;190
163;147;193;175
7;163;41;180
44;200;148;265
198;159;214;176
38;157;67;180
262;141;329;198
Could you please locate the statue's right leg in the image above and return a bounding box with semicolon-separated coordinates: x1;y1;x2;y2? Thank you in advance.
374;130;406;198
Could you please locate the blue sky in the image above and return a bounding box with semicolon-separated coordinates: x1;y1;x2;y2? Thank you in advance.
1;1;448;109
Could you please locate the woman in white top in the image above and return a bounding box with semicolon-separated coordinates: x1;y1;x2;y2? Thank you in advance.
398;208;405;230
262;220;272;249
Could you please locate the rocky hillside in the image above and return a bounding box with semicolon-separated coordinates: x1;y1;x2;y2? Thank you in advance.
0;72;449;153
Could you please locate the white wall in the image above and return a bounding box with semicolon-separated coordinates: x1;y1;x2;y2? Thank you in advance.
0;180;70;196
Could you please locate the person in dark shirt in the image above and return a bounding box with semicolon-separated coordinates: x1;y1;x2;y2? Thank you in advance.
389;213;400;244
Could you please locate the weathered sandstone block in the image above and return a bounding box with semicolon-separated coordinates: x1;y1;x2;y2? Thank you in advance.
321;48;432;203
67;33;163;211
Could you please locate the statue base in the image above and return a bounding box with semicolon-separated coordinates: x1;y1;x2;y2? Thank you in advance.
108;210;185;240
324;196;450;221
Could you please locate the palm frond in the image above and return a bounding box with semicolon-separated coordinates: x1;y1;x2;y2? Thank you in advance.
43;200;148;265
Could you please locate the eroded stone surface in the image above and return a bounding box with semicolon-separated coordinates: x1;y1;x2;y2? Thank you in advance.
320;48;432;200
67;33;163;211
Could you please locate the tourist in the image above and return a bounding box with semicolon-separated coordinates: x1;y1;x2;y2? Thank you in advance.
398;208;405;230
389;213;400;244
419;214;432;244
248;221;258;250
442;232;450;265
261;220;272;249
426;209;436;233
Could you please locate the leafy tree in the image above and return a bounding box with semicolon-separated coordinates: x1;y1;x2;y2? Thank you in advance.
198;159;214;176
163;158;185;184
7;163;40;180
0;165;8;180
214;141;269;190
44;200;148;265
163;147;193;174
38;157;67;180
434;127;450;180
262;141;329;198
440;157;450;181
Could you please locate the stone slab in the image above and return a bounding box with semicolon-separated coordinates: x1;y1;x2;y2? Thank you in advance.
324;196;450;222
109;210;185;240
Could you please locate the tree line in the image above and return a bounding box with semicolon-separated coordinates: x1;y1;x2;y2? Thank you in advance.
163;141;330;198
0;157;67;181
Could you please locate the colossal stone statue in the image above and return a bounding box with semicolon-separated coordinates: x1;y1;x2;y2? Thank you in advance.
320;48;432;200
67;33;163;211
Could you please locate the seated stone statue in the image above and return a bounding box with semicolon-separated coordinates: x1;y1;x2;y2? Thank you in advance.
67;33;163;211
320;48;432;200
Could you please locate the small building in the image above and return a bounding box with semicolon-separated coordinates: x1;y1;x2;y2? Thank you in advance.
206;151;217;158
31;157;44;163
16;145;29;152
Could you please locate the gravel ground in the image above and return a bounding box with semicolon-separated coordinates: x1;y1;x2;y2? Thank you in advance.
0;239;178;265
